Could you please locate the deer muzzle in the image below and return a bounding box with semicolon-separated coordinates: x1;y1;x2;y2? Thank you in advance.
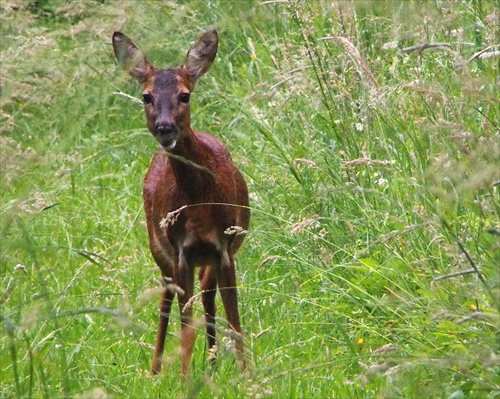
155;121;178;150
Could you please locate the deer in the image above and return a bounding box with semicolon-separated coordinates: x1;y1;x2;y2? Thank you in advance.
112;30;250;378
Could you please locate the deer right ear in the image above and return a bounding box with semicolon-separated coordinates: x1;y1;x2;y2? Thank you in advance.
182;30;218;82
112;32;154;84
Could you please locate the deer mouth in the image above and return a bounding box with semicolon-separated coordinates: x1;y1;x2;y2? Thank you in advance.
155;129;178;150
159;137;177;150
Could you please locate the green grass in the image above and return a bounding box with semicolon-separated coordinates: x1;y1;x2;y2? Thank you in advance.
1;0;499;398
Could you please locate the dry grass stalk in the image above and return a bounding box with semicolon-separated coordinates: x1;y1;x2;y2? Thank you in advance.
259;255;282;268
159;205;188;230
224;225;248;236
342;158;392;169
401;43;451;53
291;215;320;235
466;44;500;63
319;35;378;88
294;158;318;168
403;84;444;101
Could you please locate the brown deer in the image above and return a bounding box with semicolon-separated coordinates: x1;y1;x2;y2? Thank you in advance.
112;30;250;378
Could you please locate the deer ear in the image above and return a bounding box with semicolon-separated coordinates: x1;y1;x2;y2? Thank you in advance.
113;32;154;84
182;30;218;82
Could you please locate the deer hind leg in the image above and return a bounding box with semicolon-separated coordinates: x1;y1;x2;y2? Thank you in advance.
199;267;217;364
152;282;175;375
216;251;246;371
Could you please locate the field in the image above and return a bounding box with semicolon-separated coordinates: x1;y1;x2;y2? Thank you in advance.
1;1;499;398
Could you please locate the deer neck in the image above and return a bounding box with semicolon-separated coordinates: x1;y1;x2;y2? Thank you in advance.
167;128;215;199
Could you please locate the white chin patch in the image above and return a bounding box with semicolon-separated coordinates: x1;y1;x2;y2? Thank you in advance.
160;140;176;150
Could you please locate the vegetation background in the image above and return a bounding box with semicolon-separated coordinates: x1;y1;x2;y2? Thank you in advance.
1;0;498;398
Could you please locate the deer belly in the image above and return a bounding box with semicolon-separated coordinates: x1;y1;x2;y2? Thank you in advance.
179;229;225;267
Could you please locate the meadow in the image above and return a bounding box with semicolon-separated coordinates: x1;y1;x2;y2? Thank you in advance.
1;1;498;398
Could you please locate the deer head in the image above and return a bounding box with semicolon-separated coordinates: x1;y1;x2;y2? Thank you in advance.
112;30;218;150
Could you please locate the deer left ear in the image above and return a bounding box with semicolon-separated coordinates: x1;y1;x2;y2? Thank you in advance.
182;30;218;82
113;32;155;85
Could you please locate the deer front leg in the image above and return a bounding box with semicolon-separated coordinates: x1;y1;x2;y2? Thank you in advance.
200;267;218;364
176;260;196;380
152;282;175;375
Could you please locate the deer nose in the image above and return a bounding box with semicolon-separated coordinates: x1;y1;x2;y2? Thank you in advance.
156;122;175;135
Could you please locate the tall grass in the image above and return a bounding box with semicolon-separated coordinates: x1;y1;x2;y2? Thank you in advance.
1;1;498;398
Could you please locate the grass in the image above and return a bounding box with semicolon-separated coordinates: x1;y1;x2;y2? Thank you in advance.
1;0;499;398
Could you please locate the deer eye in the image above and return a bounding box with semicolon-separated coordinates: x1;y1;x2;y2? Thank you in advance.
142;93;153;105
178;93;190;104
